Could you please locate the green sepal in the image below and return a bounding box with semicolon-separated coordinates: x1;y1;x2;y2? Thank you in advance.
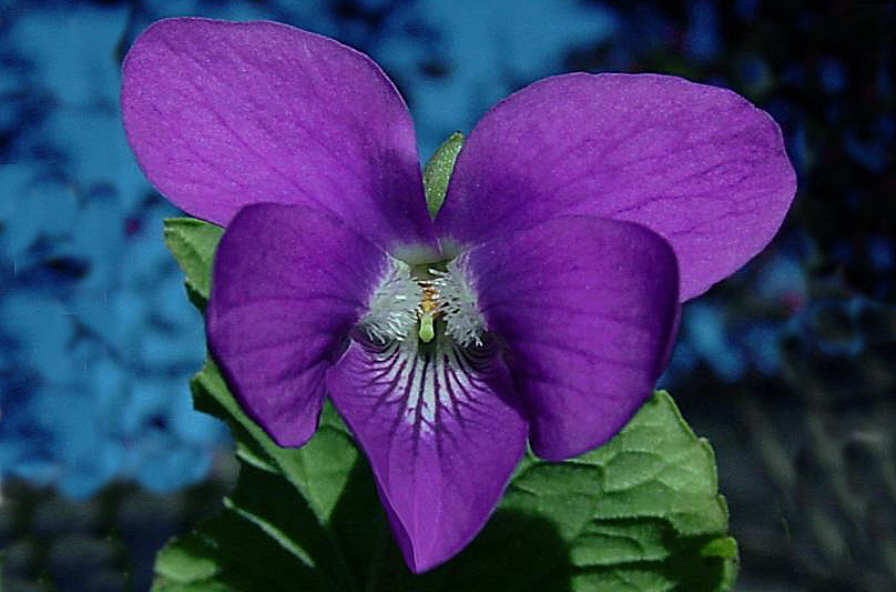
422;131;464;219
163;218;224;309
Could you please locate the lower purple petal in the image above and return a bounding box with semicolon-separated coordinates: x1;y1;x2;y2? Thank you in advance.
326;335;527;572
465;216;680;460
207;203;388;447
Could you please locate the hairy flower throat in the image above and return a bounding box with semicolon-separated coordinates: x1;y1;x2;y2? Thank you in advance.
360;257;484;347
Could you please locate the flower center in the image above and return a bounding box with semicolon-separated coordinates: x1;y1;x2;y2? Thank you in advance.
360;256;484;347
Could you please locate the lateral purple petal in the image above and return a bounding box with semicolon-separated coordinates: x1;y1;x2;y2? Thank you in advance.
465;216;679;460
207;203;388;447
327;337;527;572
122;18;435;253
438;73;796;300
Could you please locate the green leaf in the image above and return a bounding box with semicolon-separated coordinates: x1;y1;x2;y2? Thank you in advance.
192;360;359;525
422;131;464;219
151;493;329;592
155;533;220;583
158;217;738;591
503;391;738;591
157;361;364;592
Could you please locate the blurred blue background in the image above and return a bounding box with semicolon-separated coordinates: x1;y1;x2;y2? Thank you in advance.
1;1;894;590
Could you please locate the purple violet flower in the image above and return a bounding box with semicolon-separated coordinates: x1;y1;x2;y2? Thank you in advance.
121;18;796;572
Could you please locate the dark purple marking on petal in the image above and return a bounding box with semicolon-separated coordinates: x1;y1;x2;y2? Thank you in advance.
207;203;389;447
464;215;680;461
327;335;527;573
122;18;436;256
438;72;796;299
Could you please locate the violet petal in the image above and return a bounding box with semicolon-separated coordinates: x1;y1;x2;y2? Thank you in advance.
327;336;527;572
437;73;796;300
206;203;389;447
465;215;680;460
122;18;436;254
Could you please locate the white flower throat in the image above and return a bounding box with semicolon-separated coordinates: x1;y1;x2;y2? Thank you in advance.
360;256;485;348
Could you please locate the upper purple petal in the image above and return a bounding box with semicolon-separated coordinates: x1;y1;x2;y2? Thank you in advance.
122;18;436;255
464;215;680;460
206;203;389;447
327;336;527;572
437;73;796;300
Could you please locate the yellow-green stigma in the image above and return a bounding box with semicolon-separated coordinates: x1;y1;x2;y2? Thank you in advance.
417;283;440;343
418;312;435;342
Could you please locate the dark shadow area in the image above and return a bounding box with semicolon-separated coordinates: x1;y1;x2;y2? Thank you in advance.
327;454;388;586
426;508;572;592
